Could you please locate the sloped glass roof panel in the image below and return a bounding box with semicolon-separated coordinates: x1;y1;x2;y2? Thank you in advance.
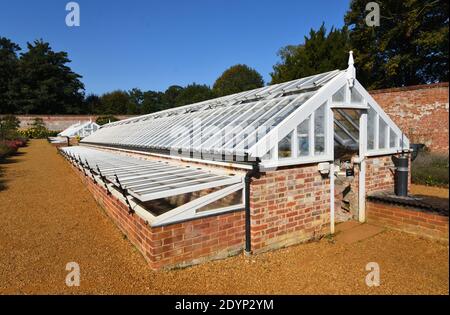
60;146;242;202
81;70;344;157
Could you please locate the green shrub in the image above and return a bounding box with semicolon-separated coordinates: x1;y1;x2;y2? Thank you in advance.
96;115;119;126
411;152;449;187
0;115;21;141
17;123;59;139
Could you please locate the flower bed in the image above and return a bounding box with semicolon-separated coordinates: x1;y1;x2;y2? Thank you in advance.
0;138;27;160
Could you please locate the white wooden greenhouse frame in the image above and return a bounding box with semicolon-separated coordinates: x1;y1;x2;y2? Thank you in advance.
66;52;409;228
58;120;100;138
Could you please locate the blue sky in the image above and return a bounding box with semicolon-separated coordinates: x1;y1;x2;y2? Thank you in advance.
0;0;349;95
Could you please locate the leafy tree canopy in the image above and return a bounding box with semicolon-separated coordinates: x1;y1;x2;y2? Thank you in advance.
12;40;85;114
270;24;351;84
0;37;21;114
213;64;264;97
345;0;449;89
174;83;215;106
98;90;132;115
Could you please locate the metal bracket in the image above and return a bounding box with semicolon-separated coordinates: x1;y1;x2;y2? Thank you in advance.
84;159;97;184
96;165;111;195
114;174;135;214
78;155;88;176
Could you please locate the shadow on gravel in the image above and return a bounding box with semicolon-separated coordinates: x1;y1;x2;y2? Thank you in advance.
0;151;25;191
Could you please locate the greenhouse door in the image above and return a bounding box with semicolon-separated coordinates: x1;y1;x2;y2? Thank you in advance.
332;109;365;223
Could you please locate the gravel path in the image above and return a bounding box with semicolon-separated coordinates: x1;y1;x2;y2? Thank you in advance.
0;140;448;294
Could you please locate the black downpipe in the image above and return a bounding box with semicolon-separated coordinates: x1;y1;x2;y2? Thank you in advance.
244;160;261;255
392;154;409;197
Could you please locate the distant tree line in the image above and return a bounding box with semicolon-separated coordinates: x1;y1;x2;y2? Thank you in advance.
0;0;447;115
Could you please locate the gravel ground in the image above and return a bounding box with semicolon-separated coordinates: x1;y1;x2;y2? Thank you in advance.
0;140;448;295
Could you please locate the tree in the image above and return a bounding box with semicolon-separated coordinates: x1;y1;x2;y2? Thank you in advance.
270;24;350;84
0;37;21;114
99;90;131;114
83;94;102;114
175;83;215;106
142;90;166;113
163;85;184;107
12;40;85;114
213;64;264;97
345;0;449;89
128;88;144;113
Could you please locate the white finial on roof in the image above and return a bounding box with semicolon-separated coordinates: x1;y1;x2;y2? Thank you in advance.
348;50;354;67
347;50;356;87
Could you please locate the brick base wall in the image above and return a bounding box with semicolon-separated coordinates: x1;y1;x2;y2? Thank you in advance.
250;164;330;253
67;161;245;270
365;155;396;194
367;201;449;243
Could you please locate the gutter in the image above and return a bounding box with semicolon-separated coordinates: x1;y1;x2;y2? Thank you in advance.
244;159;261;255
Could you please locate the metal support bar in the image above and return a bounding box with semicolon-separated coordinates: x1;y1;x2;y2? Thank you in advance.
84;159;98;185
96;165;111;195
114;174;135;214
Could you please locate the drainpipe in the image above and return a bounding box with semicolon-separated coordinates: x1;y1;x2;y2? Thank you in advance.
244;159;261;256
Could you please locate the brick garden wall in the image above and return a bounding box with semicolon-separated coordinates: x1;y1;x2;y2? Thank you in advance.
370;83;449;153
66;159;245;270
15;115;136;131
367;201;449;243
250;164;330;253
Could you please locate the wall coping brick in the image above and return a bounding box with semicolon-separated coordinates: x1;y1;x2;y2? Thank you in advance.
369;82;449;94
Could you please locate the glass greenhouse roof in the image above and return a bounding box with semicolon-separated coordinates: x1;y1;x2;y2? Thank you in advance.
81;70;343;158
61;146;242;202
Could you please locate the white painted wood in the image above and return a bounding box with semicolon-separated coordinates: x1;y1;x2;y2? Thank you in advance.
151;183;244;226
358;107;368;223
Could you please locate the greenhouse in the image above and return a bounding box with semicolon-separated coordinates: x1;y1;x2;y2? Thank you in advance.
60;52;410;270
58;120;100;138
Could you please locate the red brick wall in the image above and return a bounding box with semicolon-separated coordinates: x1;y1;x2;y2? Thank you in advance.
67;161;245;270
370;83;449;153
250;164;330;253
363;154;412;195
365;155;396;194
14;115;136;131
367;201;449;243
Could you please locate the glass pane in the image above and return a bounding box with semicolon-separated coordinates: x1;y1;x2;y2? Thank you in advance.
332;86;346;103
197;190;243;212
262;147;273;160
379;119;387;149
389;128;397;148
297;117;310;157
367;106;376;150
350;88;363;104
314;104;326;155
278;132;292;158
334;110;359;140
